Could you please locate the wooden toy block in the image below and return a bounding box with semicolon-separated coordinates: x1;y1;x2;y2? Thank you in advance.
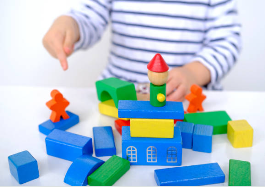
227;120;253;148
185;84;206;113
130;119;174;138
154;163;225;186
184;111;231;135
87;155;130;186
229;159;251;186
174;119;183;124
46;89;70;123
98;99;118;118
64;155;104;186
147;54;169;107
95;77;137;108
93;126;116;157
8;150;39;184
115;119;130;135
150;83;166;107
176;121;194;149
118;100;184;119
45;129;93;161
39;111;79;135
193;124;213;153
122;126;182;166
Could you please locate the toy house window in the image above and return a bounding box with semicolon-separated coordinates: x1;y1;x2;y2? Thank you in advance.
167;146;177;163
126;146;137;162
147;146;157;162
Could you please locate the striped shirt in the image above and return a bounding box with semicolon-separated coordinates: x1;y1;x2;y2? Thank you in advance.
66;0;241;90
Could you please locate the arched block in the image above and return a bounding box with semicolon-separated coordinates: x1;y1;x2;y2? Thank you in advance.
95;78;137;108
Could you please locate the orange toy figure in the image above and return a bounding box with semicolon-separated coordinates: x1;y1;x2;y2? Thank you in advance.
185;85;206;113
46;90;70;123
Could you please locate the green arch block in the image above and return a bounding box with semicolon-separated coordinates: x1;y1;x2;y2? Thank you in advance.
96;78;137;108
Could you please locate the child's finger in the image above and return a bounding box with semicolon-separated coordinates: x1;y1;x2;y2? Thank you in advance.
167;84;186;101
166;78;181;96
63;31;75;55
53;42;68;70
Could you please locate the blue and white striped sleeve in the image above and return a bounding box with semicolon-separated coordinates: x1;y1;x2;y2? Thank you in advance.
190;0;242;89
65;0;111;50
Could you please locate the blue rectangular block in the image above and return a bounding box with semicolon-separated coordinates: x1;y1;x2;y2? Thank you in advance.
176;121;194;149
8;151;39;184
122;126;182;166
93;126;116;157
118;100;184;119
154;163;225;186
45;129;93;161
64;155;104;186
39;111;79;135
193;124;213;153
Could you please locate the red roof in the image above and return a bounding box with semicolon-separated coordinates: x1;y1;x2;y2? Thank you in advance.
147;53;169;72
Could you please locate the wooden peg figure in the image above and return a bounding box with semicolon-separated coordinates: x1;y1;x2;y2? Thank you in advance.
185;84;206;113
46;89;70;123
147;53;169;107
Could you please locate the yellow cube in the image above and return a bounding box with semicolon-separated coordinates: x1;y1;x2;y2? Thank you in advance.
130;119;174;138
227;120;253;148
98;99;129;120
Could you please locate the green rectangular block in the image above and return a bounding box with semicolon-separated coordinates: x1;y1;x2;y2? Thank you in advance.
184;111;231;135
88;155;130;186
229;159;251;186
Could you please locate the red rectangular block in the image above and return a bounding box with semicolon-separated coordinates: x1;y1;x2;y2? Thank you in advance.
115;119;130;135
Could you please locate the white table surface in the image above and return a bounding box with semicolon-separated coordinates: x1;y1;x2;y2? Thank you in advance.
0;86;264;186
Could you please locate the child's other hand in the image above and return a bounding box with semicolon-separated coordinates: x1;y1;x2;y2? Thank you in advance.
43;16;80;70
166;61;211;101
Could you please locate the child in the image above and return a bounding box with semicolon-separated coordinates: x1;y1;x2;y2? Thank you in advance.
43;0;241;101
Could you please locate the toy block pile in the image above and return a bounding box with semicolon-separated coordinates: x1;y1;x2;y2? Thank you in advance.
117;54;184;166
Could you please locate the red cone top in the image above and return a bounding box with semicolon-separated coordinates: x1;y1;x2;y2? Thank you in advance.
147;53;169;72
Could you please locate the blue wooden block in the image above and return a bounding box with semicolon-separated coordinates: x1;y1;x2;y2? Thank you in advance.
39;111;79;135
122;126;182;166
93;126;116;157
64;155;104;186
45;129;93;161
193;124;213;153
118;100;184;119
154;163;225;186
176;121;194;149
8;151;39;184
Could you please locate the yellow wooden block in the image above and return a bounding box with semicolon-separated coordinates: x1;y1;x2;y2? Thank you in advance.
227;120;253;148
130;119;174;138
98;100;129;120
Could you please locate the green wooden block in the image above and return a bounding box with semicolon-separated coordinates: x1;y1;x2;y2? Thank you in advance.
229;159;251;186
150;83;166;107
96;78;137;108
87;155;130;186
183;111;231;135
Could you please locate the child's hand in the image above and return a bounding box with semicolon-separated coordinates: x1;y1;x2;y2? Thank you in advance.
166;61;211;101
43;16;80;70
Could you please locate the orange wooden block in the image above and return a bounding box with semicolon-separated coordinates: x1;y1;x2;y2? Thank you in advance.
115;119;130;135
46;90;70;123
185;85;206;113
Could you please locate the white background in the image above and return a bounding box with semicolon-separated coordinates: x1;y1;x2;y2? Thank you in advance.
0;0;265;90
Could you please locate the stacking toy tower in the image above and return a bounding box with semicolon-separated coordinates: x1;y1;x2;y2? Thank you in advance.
118;53;184;166
148;54;169;107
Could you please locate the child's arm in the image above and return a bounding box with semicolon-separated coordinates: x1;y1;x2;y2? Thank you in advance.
166;0;241;101
43;0;111;70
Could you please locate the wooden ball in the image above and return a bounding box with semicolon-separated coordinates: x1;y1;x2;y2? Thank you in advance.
148;70;168;85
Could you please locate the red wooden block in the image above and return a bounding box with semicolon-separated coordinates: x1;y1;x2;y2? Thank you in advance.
147;53;169;73
174;119;183;124
115;119;130;135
